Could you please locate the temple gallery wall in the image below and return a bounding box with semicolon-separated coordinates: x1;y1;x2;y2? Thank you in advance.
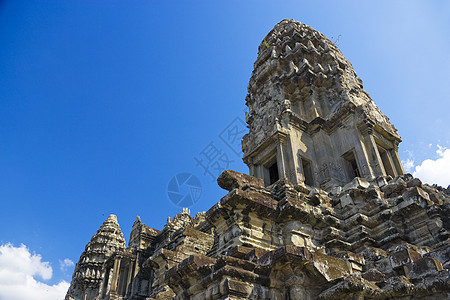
65;20;449;300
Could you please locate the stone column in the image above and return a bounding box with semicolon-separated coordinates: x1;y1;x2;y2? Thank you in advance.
99;268;109;298
106;266;114;296
276;139;287;179
255;165;263;181
357;124;382;178
311;131;334;185
249;164;255;178
246;157;256;178
354;136;375;179
391;145;405;175
286;133;300;184
125;260;134;296
130;253;141;296
110;256;122;294
385;150;398;177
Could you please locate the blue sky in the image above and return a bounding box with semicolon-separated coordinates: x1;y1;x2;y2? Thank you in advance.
0;1;449;298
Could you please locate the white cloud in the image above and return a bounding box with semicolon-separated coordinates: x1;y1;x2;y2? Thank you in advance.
413;146;450;187
436;144;446;156
59;258;74;272
402;149;415;173
0;243;69;300
402;158;414;173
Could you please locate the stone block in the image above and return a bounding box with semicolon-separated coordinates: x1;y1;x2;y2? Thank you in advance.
217;170;264;191
402;186;432;206
371;176;391;188
405;257;443;279
309;251;352;281
328;185;343;196
362;269;386;282
225;278;253;297
295;182;311;194
339;194;354;207
343;177;370;192
406;177;422;188
227;245;253;259
381;178;407;198
331;251;365;265
389;247;422;270
245;248;269;263
422;185;444;205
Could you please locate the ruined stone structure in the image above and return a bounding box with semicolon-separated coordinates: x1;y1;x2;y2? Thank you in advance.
66;20;449;300
66;215;126;299
242;19;403;189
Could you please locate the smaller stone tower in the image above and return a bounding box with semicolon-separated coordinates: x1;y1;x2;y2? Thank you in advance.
65;214;126;300
243;19;404;189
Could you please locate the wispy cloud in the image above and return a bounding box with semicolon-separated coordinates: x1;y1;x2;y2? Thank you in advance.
401;149;415;173
0;243;69;300
59;258;74;272
403;158;414;173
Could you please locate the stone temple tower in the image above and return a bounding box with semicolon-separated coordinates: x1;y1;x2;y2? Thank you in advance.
65;19;449;300
66;215;126;300
242;19;404;188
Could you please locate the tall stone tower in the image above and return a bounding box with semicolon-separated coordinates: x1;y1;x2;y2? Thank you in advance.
243;19;404;188
66;215;126;300
64;20;449;300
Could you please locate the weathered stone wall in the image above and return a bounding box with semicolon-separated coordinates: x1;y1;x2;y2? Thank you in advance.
65;19;449;300
244;19;399;153
66;170;449;300
162;170;449;300
243;19;404;188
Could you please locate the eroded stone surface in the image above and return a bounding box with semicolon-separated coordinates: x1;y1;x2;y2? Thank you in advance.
65;215;126;300
65;19;449;300
65;171;449;300
242;19;404;189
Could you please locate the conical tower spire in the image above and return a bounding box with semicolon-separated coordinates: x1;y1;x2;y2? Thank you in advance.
243;19;404;188
65;214;126;300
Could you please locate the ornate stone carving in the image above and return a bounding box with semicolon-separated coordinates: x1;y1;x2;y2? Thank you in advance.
65;215;126;300
243;19;403;187
65;20;449;300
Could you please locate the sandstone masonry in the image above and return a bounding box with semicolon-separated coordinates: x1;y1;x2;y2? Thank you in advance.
66;19;449;300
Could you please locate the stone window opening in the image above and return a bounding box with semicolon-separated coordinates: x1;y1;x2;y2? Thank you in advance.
258;154;279;186
117;265;128;296
343;151;361;180
377;145;397;178
268;161;279;185
300;156;314;186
